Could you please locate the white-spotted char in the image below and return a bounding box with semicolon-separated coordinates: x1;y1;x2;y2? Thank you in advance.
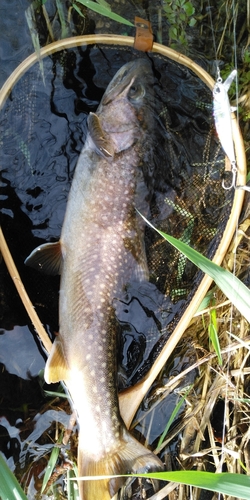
25;59;163;499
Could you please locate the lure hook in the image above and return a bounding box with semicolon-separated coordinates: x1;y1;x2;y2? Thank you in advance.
222;161;237;190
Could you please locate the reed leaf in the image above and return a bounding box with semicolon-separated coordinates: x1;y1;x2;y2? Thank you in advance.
0;454;28;500
73;471;250;498
132;471;250;498
74;0;133;26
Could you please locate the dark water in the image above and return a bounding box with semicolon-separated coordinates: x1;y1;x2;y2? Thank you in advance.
0;2;235;498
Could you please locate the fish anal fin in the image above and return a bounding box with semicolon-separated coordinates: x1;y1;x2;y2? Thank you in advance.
44;338;69;383
25;241;62;275
88;112;114;158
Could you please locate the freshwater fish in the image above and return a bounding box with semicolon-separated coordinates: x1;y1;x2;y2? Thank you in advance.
25;59;163;499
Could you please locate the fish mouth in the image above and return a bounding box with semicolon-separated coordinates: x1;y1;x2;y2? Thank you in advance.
104;123;137;134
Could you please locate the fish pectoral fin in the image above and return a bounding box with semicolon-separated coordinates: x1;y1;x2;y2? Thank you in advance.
44;338;68;383
24;241;62;275
88;112;114;158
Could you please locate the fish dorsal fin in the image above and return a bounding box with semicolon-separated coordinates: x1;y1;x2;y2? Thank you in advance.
88;112;114;158
44;338;69;384
24;241;62;275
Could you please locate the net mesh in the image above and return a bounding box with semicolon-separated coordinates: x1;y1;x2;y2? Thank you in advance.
0;44;234;387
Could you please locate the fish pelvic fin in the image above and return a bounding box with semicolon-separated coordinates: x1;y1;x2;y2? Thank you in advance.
25;241;62;275
44;338;69;383
77;428;163;500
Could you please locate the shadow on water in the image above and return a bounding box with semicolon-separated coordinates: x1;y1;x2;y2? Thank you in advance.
0;2;234;498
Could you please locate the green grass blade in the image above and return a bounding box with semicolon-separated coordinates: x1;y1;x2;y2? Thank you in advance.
0;453;28;500
75;0;133;26
72;471;250;498
73;3;85;17
56;0;69;38
43;389;69;398
156;385;192;451
96;0;111;10
208;308;222;364
138;213;250;323
25;5;45;84
67;467;80;499
41;435;63;493
131;471;250;498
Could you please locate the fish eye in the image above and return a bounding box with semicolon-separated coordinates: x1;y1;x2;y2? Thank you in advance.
128;83;145;100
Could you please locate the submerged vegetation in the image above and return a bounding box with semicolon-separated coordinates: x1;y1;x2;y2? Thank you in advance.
1;0;250;499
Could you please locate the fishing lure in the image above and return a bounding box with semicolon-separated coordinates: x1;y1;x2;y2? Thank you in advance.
213;69;237;189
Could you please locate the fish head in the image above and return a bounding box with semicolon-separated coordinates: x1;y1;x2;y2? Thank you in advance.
96;59;155;153
101;59;154;106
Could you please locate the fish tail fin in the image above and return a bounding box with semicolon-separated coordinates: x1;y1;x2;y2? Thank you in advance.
77;429;163;500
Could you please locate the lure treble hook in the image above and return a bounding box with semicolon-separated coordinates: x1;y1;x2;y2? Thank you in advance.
222;160;237;190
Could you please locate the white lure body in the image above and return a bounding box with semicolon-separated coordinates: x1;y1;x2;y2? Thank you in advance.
213;69;237;166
